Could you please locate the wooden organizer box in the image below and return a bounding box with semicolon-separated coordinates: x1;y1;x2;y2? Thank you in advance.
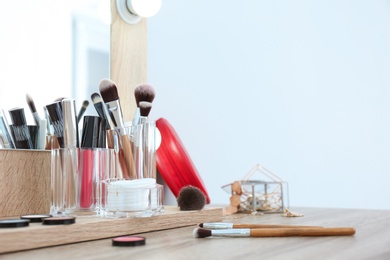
0;206;223;254
0;149;51;218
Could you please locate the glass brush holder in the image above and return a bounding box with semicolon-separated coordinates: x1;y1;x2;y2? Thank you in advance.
101;121;163;217
50;147;115;216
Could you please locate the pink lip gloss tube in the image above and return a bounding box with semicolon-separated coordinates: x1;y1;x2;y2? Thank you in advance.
79;148;95;209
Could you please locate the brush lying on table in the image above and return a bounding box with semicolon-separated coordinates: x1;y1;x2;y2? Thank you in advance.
193;226;356;238
199;222;322;229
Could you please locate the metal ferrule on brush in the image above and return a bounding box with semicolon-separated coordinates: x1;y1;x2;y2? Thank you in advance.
62;99;78;148
105;100;125;135
212;229;250;237
202;223;234;229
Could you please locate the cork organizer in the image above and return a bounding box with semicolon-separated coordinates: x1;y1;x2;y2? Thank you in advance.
0;1;223;254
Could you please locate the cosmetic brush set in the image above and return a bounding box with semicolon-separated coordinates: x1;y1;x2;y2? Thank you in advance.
1;78;212;217
0;94;47;149
0;79;156;153
42;78;165;216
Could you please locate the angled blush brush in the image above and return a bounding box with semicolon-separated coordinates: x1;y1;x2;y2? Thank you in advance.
99;78;135;179
193;227;356;238
132;84;155;126
77;100;89;124
199;223;323;229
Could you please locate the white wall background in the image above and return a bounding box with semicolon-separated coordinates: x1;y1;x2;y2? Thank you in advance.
1;1;389;210
148;0;390;209
0;0;73;115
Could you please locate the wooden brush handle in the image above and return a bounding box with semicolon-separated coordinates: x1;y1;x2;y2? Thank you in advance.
234;224;323;229
117;149;130;179
121;134;136;179
249;227;356;237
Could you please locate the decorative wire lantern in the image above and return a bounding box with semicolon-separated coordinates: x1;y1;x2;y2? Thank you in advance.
222;164;289;214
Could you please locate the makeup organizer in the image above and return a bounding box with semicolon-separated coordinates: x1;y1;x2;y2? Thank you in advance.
0;1;222;254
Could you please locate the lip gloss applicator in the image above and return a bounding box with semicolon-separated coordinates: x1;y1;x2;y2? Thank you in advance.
79;116;102;209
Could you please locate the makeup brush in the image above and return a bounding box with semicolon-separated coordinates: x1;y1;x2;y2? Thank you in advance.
199;223;323;229
132;101;154;178
99;79;125;128
26;93;41;126
193;227;356;238
138;101;152;124
77;100;89;124
132;84;156;126
0;109;15;148
177;185;206;211
99;78;134;179
26;94;47;149
91;92;111;129
8;107;34;149
46;101;64;148
43;106;53;135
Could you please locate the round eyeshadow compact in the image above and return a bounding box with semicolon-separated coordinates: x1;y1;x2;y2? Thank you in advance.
0;219;30;228
112;236;146;247
20;214;52;223
42;216;76;225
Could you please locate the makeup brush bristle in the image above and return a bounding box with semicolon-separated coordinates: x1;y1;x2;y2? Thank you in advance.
91;92;102;104
193;227;212;238
139;101;152;117
26;94;37;113
82;100;89;108
177;185;207;211
99;79;119;103
134;84;156;106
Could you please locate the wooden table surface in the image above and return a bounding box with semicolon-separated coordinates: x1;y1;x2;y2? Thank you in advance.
1;207;389;259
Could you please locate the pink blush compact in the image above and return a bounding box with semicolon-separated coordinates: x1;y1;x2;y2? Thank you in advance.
112;236;146;247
